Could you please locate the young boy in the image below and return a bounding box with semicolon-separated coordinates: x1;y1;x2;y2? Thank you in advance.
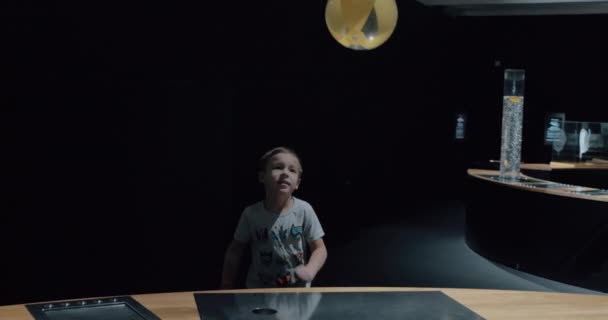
221;147;327;288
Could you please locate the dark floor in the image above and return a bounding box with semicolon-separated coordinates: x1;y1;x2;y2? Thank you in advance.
313;200;604;295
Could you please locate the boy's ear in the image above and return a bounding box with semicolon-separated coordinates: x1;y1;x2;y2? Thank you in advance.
294;177;301;190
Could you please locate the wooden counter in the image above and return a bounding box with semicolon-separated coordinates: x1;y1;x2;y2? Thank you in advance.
521;161;608;171
468;168;608;202
466;169;608;292
1;287;607;320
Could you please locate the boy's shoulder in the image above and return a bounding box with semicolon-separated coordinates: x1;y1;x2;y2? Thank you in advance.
242;198;315;215
293;197;314;211
242;200;265;215
292;198;319;219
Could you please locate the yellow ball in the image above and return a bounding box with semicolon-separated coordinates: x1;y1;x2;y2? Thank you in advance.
325;0;398;50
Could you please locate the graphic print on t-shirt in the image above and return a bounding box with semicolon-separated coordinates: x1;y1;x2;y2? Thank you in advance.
254;223;306;286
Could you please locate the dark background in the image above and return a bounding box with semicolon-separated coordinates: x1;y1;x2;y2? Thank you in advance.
3;0;608;305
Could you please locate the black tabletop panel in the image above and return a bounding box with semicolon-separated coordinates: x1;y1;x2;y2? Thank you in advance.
194;291;485;320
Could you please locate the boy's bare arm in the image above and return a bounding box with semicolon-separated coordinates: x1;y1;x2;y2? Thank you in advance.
220;239;247;289
295;238;327;282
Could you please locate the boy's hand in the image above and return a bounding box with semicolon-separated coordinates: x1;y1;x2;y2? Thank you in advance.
294;264;315;282
276;273;294;287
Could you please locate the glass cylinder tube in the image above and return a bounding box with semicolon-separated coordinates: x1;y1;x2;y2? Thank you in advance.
499;69;525;179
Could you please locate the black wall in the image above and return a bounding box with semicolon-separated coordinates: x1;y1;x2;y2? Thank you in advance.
461;15;608;164
3;1;608;305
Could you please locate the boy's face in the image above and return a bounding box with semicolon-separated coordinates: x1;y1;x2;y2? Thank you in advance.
259;152;301;196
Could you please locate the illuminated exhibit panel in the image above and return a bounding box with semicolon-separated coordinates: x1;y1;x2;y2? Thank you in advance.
551;121;608;162
544;112;566;146
455;113;467;141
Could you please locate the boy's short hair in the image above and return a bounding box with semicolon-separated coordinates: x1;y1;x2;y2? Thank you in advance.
258;146;303;177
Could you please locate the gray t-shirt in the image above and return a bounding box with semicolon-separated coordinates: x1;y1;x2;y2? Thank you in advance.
234;197;325;288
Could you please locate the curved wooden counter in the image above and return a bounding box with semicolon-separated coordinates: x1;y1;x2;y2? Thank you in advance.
477;161;608;189
1;287;607;320
466;169;608;291
521;161;608;189
468;168;608;202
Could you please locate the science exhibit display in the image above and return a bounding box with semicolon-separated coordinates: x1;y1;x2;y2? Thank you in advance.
551;121;608;162
544;112;565;146
499;69;526;179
